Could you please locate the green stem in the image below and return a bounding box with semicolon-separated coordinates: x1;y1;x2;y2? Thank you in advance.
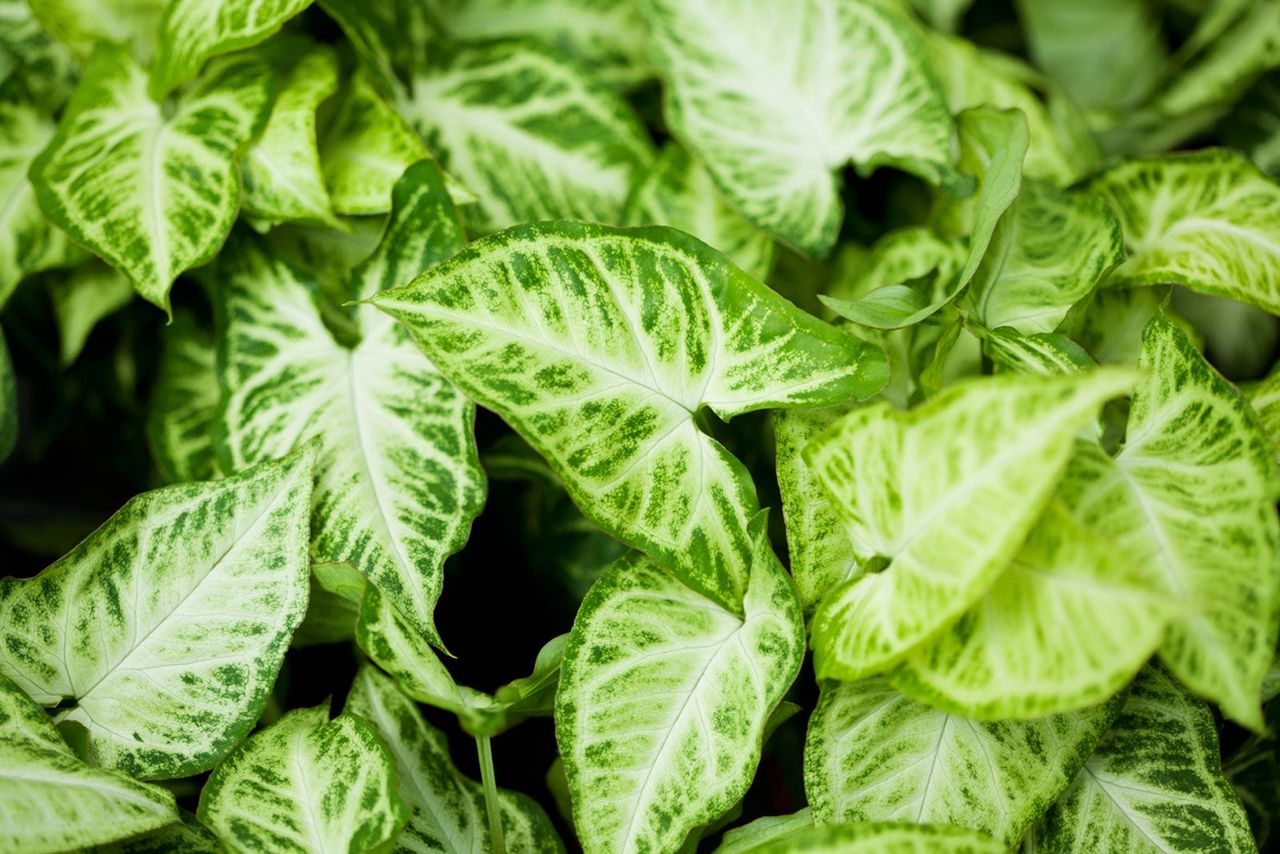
477;735;506;854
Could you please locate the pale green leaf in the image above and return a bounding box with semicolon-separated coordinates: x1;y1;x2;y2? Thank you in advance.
804;677;1117;846
268;216;387;290
808;369;1136;682
822;227;965;307
1246;368;1280;458
556;527;805;854
0;674;178;854
150;0;313;97
638;0;968;257
241;46;340;229
147;313;220;483
216;161;486;648
372;222;887;611
744;821;1004;853
0;327;14;463
1063;286;1168;367
712;810;813;854
623;144;774;281
1029;667;1255;853
346;664;565;853
93;812;221;853
398;41;653;233
51;262;135;367
978;327;1096;377
197;703;409;853
31;46;273;314
0;446;314;778
908;0;971;33
312;0;431;99
30;0;164;63
1089;149;1280;314
0;0;78;112
291;562;364;648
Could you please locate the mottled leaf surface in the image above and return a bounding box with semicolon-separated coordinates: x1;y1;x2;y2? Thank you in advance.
147;313;220;483
747;821;1005;853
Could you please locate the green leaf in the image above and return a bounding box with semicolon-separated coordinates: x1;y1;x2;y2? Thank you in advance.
291;562;364;648
149;0;314;98
197;703;409;853
50;262;135;367
1029;667;1255;853
241;46;341;229
0;327;15;464
804;677;1117;846
0;99;85;308
744;821;1005;853
0;674;178;853
808;369;1136;682
147;312;220;483
1088;149;1280;314
29;0;164;64
345;664;565;853
623;144;774;281
93;812;221;853
371;222;886;611
0;0;78;112
977;327;1096;376
1225;698;1279;848
31;45;273;314
0;446;314;778
637;0;968;257
1247;368;1280;458
822;227;965;307
556;526;805;854
1063;285;1168;367
216;161;486;648
397;42;653;233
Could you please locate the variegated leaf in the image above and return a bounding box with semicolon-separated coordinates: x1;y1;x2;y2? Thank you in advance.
638;0;967;257
1029;667;1255;853
804;678;1117;846
0;674;178;854
1247;368;1280;458
217;160;485;648
312;0;432;100
197;703;409;853
398;42;653;233
291;561;364;648
556;526;805;854
29;0;164;63
0;327;14;463
1089;149;1280;315
94;812;221;853
978;327;1096;377
622;143;774;280
50;262;135;367
371;222;886;611
744;822;1004;853
241;46;340;229
346;664;565;853
150;0;314;97
0;446;314;779
147;312;220;483
0;0;78;112
808;369;1136;682
30;46;273;314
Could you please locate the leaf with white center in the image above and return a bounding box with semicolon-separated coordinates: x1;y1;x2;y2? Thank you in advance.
555;526;805;854
147;313;220;483
51;262;135;367
623;144;774;280
0;99;85;308
30;46;273;314
0;674;178;853
745;822;1005;853
1247;368;1280;458
965;179;1123;334
1030;667;1255;853
372;222;886;611
0;446;314;779
149;0;314;98
774;406;861;618
197;703;408;853
1068;315;1280;729
891;442;1177;718
345;664;565;854
217;160;485;648
638;0;968;257
804;678;1117;846
1089;149;1280;314
241;46;340;229
978;327;1096;377
0;328;14;463
808;369;1136;682
399;42;654;234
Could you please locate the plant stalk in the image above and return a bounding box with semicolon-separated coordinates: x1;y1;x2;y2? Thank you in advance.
477;734;506;854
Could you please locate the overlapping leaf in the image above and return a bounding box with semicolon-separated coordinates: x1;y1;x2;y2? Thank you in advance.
147;313;220;483
746;822;1004;853
50;262;134;366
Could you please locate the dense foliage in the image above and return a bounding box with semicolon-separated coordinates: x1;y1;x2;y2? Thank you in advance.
2;0;1280;852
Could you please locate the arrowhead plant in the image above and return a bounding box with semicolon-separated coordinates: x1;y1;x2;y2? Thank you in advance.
1;1;1279;852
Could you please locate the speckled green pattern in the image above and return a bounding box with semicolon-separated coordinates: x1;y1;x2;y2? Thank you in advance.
805;678;1115;846
1030;668;1255;853
50;263;136;367
979;328;1095;376
149;0;313;97
1089;149;1280;314
217;162;485;649
95;812;221;853
147;313;220;483
400;42;654;233
1247;369;1280;458
0;328;15;463
623;144;774;280
0;100;84;307
346;665;565;853
198;704;409;853
808;370;1135;682
0;0;78;112
373;222;885;610
0;447;313;779
747;821;1005;853
638;0;965;257
0;674;178;853
30;45;272;313
556;529;804;854
712;809;813;853
1071;315;1280;729
242;46;341;228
